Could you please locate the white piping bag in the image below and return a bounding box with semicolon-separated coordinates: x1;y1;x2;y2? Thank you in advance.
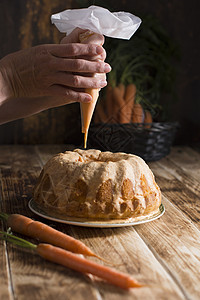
51;5;141;148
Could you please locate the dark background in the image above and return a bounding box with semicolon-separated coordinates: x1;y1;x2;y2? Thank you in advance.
0;0;199;146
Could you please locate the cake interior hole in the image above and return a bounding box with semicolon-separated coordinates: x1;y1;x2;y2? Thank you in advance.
78;155;129;163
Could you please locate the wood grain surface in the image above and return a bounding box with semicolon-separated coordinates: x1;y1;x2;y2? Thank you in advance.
0;145;200;300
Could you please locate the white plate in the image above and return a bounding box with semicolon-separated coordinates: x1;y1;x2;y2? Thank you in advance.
28;199;165;228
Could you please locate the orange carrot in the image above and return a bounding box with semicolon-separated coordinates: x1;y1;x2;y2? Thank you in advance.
0;231;143;289
124;83;137;103
119;102;130;124
124;84;136;123
112;86;124;109
144;110;153;128
118;83;125;98
112;86;126;123
0;213;98;258
132;103;144;124
105;85;114;119
37;244;143;289
105;85;118;124
117;83;130;123
118;83;137;124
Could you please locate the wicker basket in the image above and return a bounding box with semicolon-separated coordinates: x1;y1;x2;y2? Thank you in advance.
87;122;178;162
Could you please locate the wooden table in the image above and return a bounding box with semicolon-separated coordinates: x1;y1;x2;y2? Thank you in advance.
0;145;200;300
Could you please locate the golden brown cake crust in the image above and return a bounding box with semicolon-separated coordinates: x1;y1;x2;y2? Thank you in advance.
33;149;161;220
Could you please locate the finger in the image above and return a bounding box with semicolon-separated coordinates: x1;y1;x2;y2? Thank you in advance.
76;48;107;62
53;72;107;89
61;28;87;43
52;58;111;73
48;85;93;103
60;28;105;45
49;43;104;58
79;31;105;45
72;73;107;81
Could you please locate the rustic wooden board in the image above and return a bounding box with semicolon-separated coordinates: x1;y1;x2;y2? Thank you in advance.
6;243;105;300
1;145;200;299
34;144;74;165
35;146;186;299
151;146;200;196
135;195;200;300
168;146;200;183
0;224;11;300
0;145;42;217
71;226;185;300
148;149;200;229
0;146;101;300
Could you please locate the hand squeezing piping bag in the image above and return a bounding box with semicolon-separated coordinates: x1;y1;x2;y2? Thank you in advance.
51;5;141;148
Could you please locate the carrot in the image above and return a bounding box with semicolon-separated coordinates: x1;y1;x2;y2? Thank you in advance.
37;244;143;289
144;110;153;128
117;83;131;123
124;84;136;123
112;86;124;108
113;84;137;124
0;213;99;259
112;86;126;123
118;83;125;98
0;231;143;289
132;103;144;124
104;85;115;122
118;83;137;124
124;84;136;102
119;102;130;124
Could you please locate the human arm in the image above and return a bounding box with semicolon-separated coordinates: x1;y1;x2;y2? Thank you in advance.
0;32;110;124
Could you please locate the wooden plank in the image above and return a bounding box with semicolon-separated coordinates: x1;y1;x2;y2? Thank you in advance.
153;146;200;196
34;144;74;165
0;165;12;300
191;144;200;154
67;225;185;300
168;146;200;196
135;196;200;300
0;146;41;299
3;244;104;300
1;145;199;299
0;224;12;300
148;158;200;228
0;145;70;215
6;243;103;300
169;146;200;180
0;145;43;171
35;146;185;299
0;145;42;216
0;146;102;300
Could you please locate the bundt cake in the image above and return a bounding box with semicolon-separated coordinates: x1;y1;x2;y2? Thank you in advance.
33;149;161;220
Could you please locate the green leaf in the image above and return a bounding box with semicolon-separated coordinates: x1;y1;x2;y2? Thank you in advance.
0;231;37;250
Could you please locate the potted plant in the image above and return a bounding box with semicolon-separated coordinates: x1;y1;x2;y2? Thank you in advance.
89;15;180;161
